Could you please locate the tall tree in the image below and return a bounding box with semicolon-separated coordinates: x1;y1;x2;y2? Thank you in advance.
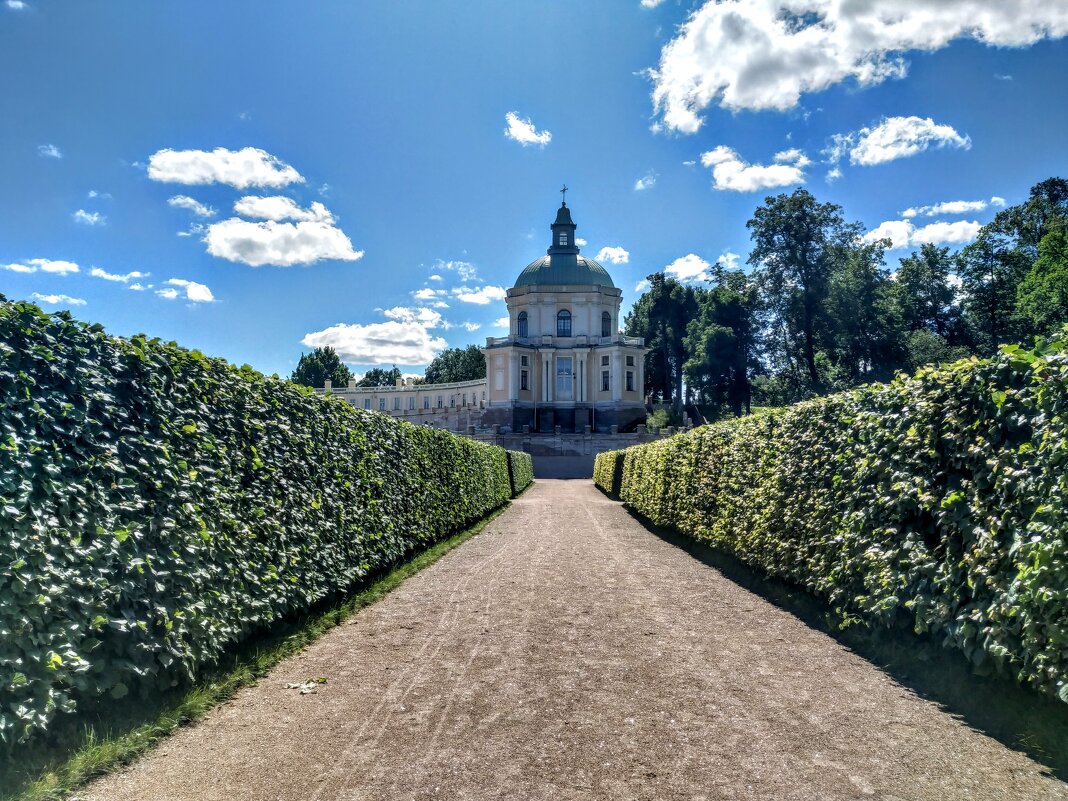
957;231;1030;352
625;273;696;412
1016;227;1068;336
290;346;352;389
423;345;486;384
893;244;963;340
357;366;403;387
747;189;863;392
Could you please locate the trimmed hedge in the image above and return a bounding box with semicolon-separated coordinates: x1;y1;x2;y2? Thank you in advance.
595;334;1068;703
507;450;534;496
592;448;625;498
0;301;516;743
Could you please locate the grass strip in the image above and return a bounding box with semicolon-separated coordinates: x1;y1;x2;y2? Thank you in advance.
3;504;508;801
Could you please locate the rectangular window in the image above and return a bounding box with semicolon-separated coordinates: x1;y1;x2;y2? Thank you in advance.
626;371;634;392
601;355;609;366
462;394;467;407
378;398;386;411
409;397;416;410
450;396;456;407
558;233;567;246
423;397;429;409
521;355;528;366
626;355;635;366
393;397;400;410
521;370;529;390
437;396;443;409
364;399;371;410
601;370;610;392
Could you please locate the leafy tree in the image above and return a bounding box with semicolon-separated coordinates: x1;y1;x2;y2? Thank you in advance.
903;329;970;372
423;345;485;384
957;231;1030;352
357;366;402;387
1016;227;1068;335
290;346;352;389
624;273;696;412
893;244;963;340
747;189;863;392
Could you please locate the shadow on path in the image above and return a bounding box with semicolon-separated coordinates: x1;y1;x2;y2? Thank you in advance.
630;508;1068;782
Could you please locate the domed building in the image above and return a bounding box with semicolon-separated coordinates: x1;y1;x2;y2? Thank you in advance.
482;199;646;433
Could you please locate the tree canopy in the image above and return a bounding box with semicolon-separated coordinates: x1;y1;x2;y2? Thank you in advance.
423;345;486;384
290;346;352;389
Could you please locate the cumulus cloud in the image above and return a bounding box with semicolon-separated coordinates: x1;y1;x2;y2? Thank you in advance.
773;148;812;167
832;116;971;167
90;267;148;283
634;172;657;191
1;258;79;275
452;285;507;305
31;293;85;306
147;147;303;189
168;195;216;218
37;144;61;159
575;237;587;247
462;322;481;332
700;145;806;191
717;251;741;270
863;219;982;249
87;189;112;200
413;287;448;302
434;259;478;282
7;1;28;9
504;112;552;147
641;0;664;7
634;279;651;293
493;316;510;328
73;209;105;226
233;195;333;222
595;246;630;264
381;306;444;328
204;217;363;267
901;196;1006;218
157;278;215;303
302;320;448;366
665;253;712;283
649;0;1068;131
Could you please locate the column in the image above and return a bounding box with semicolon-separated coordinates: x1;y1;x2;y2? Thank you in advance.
509;351;519;400
612;352;622;401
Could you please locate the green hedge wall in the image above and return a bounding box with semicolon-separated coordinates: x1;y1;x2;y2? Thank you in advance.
592;449;625;498
594;334;1068;703
0;301;515;743
507;450;534;496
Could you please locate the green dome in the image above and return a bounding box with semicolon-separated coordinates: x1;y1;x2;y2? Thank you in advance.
513;254;616;289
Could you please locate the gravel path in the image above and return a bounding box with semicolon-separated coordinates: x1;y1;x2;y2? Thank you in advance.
82;480;1067;801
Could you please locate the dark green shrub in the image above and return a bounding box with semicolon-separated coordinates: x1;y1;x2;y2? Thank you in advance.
593;450;626;498
507;450;533;496
0;302;513;743
610;333;1068;703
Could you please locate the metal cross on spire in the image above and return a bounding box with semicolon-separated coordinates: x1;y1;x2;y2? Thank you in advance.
560;184;568;205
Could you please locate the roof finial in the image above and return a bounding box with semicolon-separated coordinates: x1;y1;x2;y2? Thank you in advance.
560;184;568;206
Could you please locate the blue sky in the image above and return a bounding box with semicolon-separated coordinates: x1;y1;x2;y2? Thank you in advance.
2;1;1067;377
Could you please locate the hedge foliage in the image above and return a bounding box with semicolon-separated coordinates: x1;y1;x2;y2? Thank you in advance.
0;301;516;743
595;333;1068;703
507;450;534;496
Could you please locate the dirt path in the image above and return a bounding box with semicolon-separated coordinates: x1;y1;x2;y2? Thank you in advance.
82;480;1067;801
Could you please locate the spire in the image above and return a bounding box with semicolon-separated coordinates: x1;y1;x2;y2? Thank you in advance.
548;191;579;256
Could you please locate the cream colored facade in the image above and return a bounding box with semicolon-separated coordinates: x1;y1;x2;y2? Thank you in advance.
322;376;487;429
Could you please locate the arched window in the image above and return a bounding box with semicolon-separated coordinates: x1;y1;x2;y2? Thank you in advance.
517;311;528;338
601;311;612;338
556;309;572;337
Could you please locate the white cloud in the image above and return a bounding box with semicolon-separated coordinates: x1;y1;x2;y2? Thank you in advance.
664;253;712;283
37;144;61;159
233;195;333;223
504;112;552;147
129;283;147;291
87;189;111;200
147;147;304;189
434;259;478;282
641;0;665;7
634;172;657;191
462;322;481;332
912;220;982;246
595;246;630;264
158;278;215;303
6;1;28;9
634;279;651;293
31;293;85;306
72;209;106;226
863;219;982;250
575;237;587;247
90;267;148;283
381;306;444;328
168;195;216;218
1;258;79;275
452;285;507;305
302;321;448;366
649;0;1068;131
493;316;510;329
204;218;363;267
826;166;843;183
700;145;806;191
901;196;1005;218
429;274;443;282
717;251;741;270
413;287;447;301
837;116;970;166
773;148;812;168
